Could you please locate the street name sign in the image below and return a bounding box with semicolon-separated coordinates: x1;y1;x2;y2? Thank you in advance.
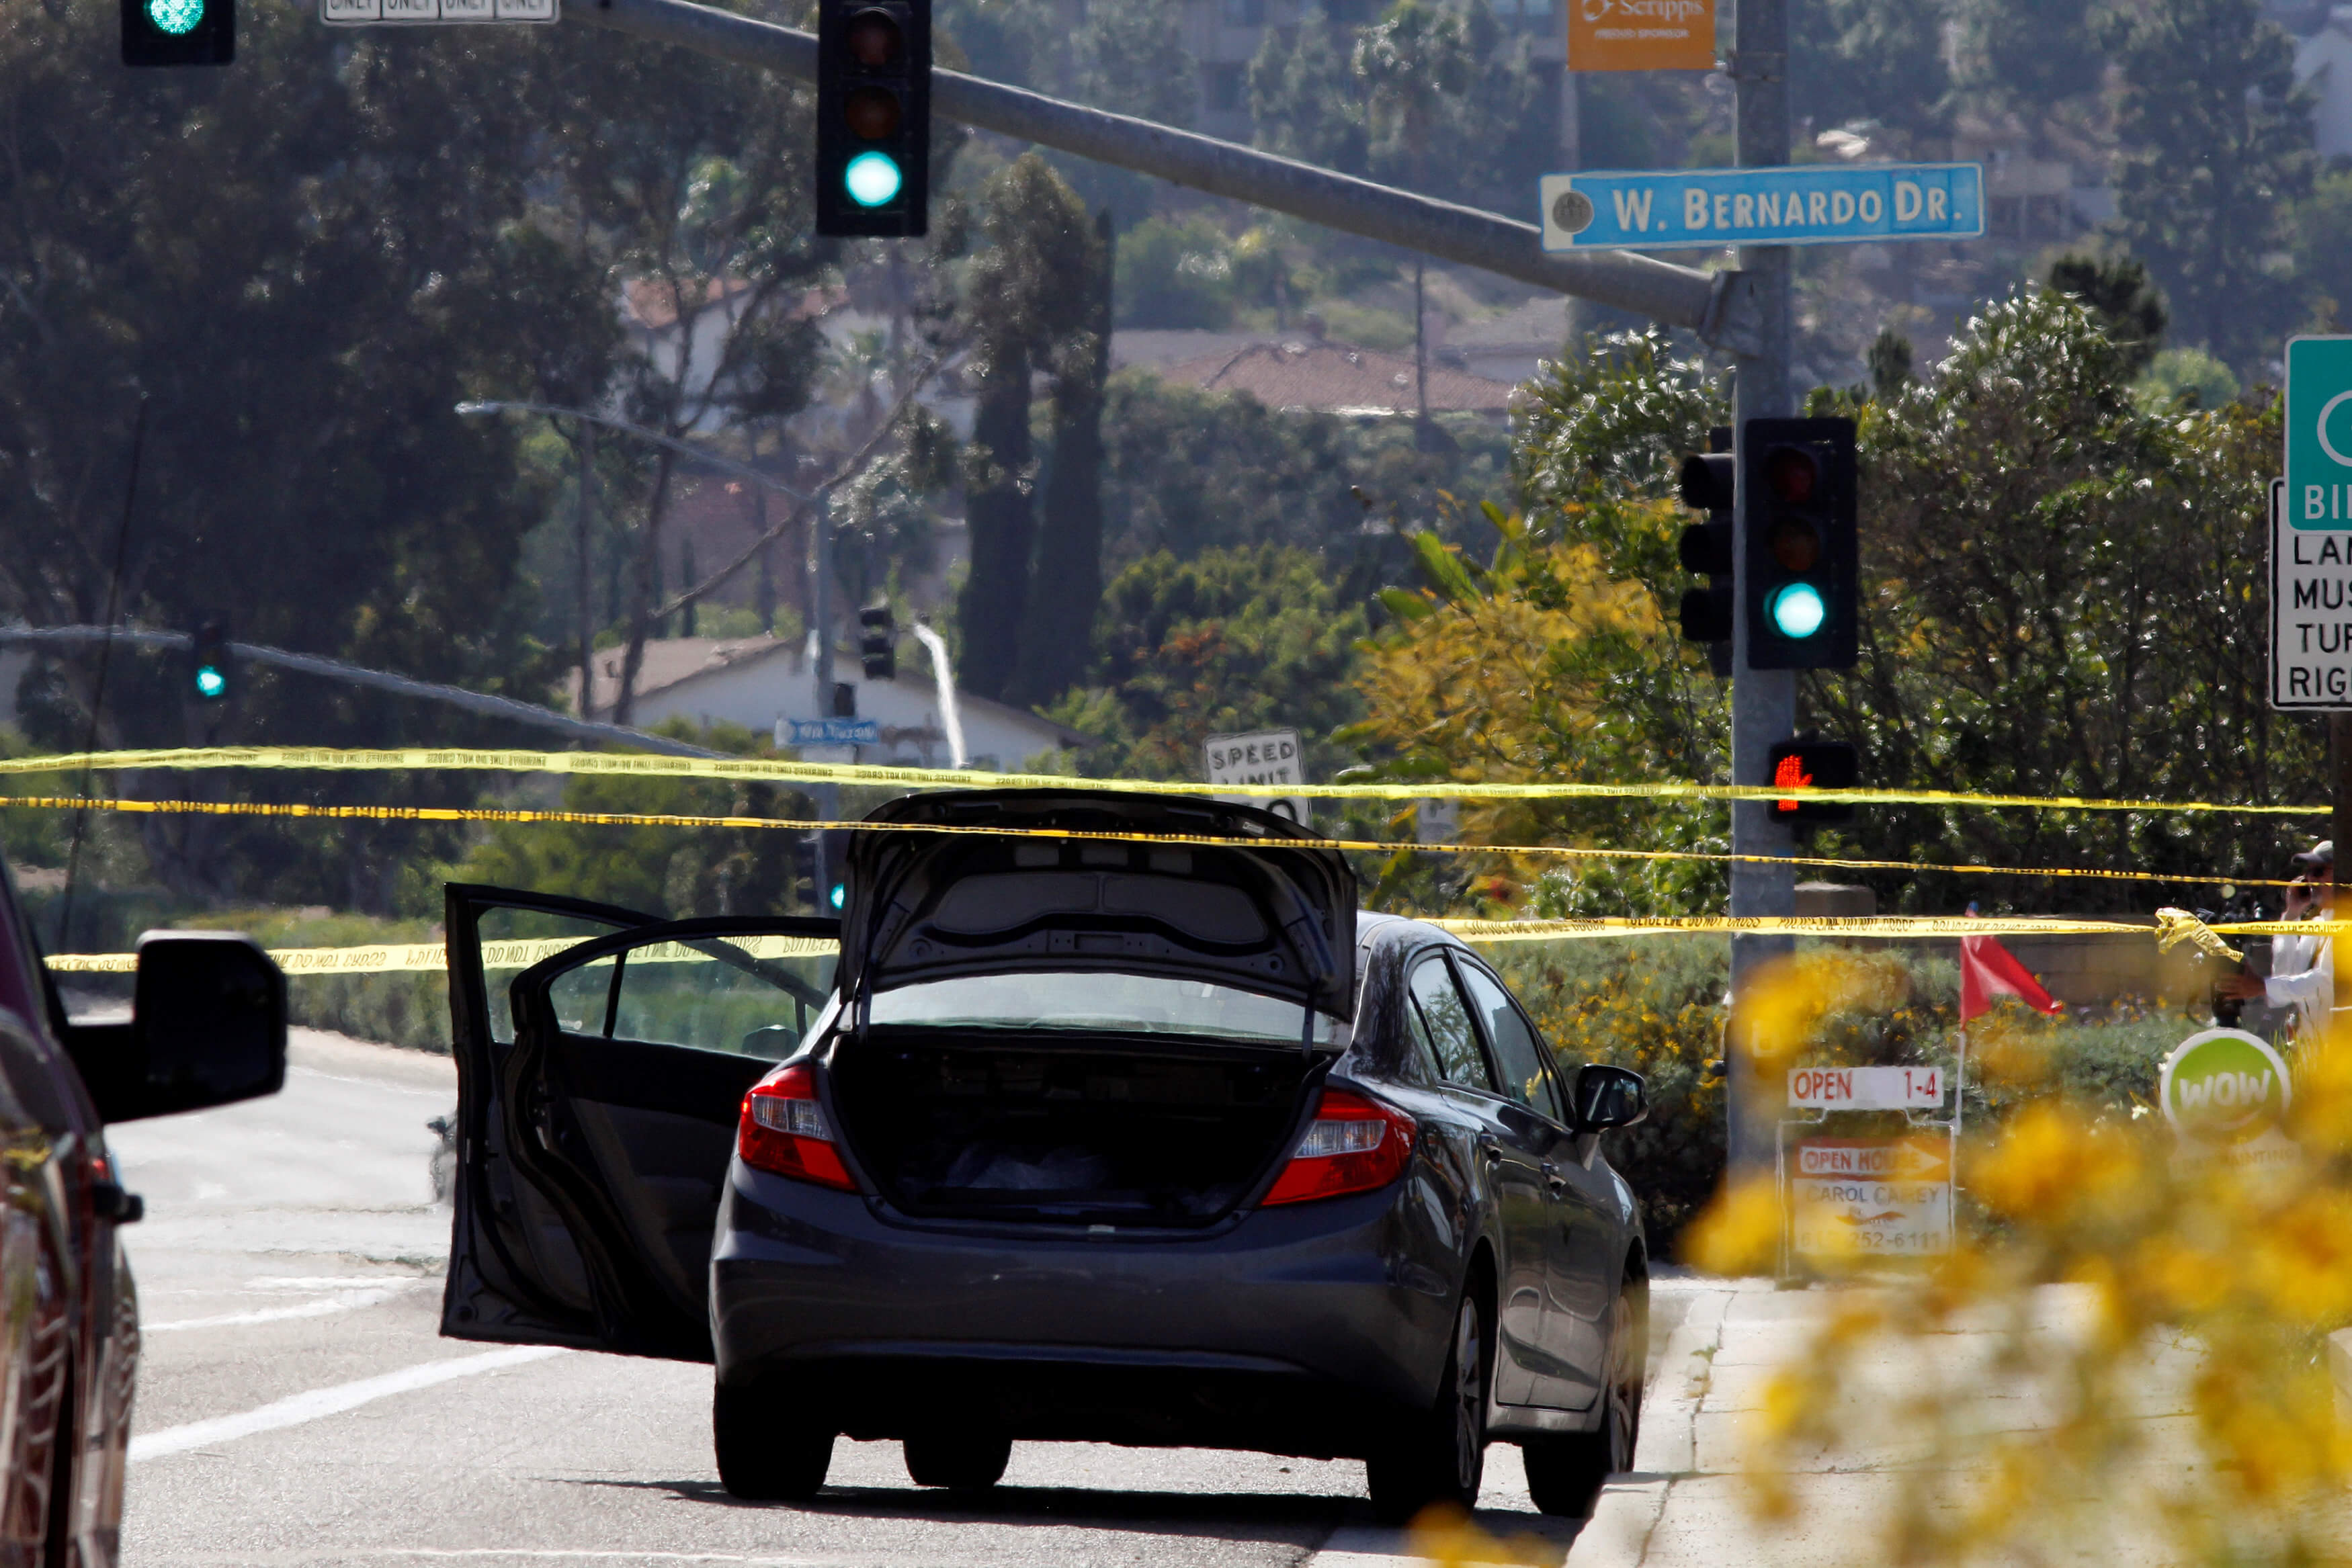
1204;729;1310;826
1540;163;1984;253
785;717;878;747
2269;476;2352;708
1787;1065;1945;1110
1566;0;1714;72
1790;1137;1952;1258
321;0;554;23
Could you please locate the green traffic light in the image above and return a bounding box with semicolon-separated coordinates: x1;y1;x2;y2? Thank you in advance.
193;664;227;699
1766;582;1827;640
146;0;206;34
828;882;847;911
843;151;903;209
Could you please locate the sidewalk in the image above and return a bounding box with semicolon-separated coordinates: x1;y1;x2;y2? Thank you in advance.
1566;1278;2205;1568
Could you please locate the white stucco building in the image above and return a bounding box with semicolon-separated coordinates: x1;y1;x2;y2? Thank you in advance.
577;635;1091;771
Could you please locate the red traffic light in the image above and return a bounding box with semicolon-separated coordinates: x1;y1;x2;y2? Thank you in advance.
844;7;903;66
1764;447;1818;505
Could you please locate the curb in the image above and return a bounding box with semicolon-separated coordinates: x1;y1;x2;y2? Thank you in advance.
1564;1280;1742;1568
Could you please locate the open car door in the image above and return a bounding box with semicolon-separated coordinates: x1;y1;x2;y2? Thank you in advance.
440;885;837;1361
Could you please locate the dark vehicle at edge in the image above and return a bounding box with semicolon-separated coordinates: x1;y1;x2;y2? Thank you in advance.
0;857;289;1568
439;789;1648;1523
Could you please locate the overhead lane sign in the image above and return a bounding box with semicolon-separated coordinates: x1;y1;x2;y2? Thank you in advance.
1540;164;1984;252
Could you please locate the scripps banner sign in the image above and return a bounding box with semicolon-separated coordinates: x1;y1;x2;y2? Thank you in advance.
1567;0;1714;71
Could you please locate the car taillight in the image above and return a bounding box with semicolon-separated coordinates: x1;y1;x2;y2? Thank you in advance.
1261;1087;1415;1206
738;1062;857;1192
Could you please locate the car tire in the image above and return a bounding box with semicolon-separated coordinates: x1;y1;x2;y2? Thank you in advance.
712;1383;834;1502
903;1429;1012;1491
1523;1281;1644;1518
1366;1288;1489;1526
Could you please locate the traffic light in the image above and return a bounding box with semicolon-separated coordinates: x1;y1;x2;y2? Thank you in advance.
187;620;233;703
1765;740;1857;825
791;828;855;913
122;0;233;66
859;605;896;681
1676;431;1735;677
816;0;929;238
820;828;853;914
1740;417;1857;670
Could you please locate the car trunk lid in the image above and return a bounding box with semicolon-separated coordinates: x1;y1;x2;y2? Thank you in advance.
835;788;1356;1027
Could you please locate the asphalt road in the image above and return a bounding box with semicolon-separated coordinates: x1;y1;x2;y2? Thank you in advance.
106;1031;1689;1568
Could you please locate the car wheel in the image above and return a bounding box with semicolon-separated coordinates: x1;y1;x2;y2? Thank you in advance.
712;1382;834;1502
903;1429;1012;1491
1366;1288;1489;1525
1523;1282;1644;1518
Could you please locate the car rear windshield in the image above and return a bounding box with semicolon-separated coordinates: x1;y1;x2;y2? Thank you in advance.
870;971;1339;1044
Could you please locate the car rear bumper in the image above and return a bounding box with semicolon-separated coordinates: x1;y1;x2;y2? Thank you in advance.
710;1162;1456;1457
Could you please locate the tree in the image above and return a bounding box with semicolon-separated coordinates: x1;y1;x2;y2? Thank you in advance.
2046;254;2168;378
0;0;610;908
1247;8;1370;177
530;38;830;722
1009;211;1116;709
2104;0;2313;373
1245;0;1546;212
2291;165;2352;331
1356;298;2320;918
1042;545;1370;783
1950;0;2101;120
954;158;1100;701
1097;374;1516;572
1791;0;1953;145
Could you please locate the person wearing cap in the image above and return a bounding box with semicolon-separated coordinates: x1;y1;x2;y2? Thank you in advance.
2217;840;2334;1042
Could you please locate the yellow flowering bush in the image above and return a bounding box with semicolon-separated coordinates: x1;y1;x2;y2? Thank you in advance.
1681;954;2352;1566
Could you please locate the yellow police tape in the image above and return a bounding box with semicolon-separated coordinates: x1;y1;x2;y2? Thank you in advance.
43;932;838;975
40;909;2316;975
0;795;2302;890
0;745;2324;816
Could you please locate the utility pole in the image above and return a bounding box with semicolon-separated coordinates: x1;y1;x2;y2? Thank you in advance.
1727;0;1795;1173
810;485;840;898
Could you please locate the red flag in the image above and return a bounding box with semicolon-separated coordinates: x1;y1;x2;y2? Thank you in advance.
1960;933;2064;1022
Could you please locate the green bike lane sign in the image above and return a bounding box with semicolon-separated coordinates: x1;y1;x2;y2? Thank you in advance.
2276;338;2352;706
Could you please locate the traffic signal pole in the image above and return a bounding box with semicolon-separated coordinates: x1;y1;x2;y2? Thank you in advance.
1726;0;1795;1174
571;0;1763;351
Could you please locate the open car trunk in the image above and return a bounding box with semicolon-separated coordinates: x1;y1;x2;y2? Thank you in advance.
830;1031;1322;1227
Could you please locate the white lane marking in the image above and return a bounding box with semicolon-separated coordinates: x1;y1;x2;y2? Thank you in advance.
248;1275;431;1290
288;1065;454;1096
143;1284;419;1332
345;1555;843;1564
129;1346;566;1463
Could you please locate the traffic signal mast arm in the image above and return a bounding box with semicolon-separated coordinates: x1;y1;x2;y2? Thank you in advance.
571;0;1759;350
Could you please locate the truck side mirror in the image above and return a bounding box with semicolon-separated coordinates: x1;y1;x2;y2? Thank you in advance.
1570;1063;1648;1133
67;932;286;1124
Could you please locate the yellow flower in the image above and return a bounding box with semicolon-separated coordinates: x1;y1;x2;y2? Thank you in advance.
1686;1176;1782;1276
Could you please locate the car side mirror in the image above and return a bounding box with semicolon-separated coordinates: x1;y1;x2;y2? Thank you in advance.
1571;1063;1647;1133
67;932;286;1125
